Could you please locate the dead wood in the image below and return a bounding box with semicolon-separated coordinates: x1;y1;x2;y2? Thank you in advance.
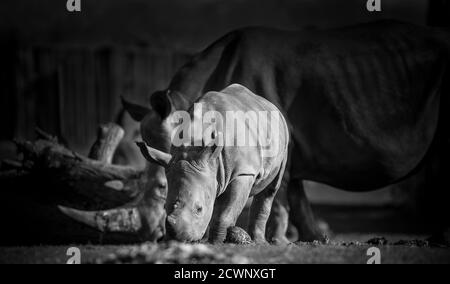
3;124;146;208
88;123;124;164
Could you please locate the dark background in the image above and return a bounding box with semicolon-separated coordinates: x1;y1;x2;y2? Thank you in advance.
0;0;449;244
0;0;437;152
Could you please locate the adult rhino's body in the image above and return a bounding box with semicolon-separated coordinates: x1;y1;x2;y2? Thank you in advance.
168;21;448;189
62;20;450;243
129;20;449;241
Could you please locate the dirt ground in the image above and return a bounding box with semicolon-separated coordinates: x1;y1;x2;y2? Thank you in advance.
1;234;448;264
0;194;448;264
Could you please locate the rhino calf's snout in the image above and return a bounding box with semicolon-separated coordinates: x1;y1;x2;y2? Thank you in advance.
166;212;201;241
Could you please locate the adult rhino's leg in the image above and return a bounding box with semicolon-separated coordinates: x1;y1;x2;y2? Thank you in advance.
209;176;254;244
266;140;293;245
266;198;289;245
288;179;326;242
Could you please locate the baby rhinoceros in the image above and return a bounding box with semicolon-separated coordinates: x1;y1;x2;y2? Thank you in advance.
137;84;289;244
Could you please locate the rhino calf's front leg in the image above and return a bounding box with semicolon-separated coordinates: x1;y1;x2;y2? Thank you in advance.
209;175;254;243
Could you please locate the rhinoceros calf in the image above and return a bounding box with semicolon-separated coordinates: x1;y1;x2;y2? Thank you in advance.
137;84;289;243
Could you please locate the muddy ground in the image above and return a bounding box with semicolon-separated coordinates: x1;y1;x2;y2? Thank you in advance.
1;234;449;264
0;195;448;264
1;205;449;264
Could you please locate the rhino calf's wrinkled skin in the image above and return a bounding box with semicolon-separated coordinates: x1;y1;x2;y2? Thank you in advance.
138;84;289;243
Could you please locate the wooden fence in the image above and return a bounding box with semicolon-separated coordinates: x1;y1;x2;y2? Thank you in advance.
1;43;191;153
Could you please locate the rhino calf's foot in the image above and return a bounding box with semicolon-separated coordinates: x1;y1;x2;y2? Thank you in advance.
210;224;234;244
248;186;278;245
209;176;254;244
270;236;291;245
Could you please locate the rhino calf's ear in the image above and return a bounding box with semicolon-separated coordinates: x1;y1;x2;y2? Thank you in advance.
136;141;172;168
121;96;151;122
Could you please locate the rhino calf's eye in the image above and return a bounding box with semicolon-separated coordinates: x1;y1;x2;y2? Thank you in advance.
195;206;203;214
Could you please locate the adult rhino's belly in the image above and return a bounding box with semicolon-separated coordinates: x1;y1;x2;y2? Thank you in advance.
287;99;433;191
290;118;388;190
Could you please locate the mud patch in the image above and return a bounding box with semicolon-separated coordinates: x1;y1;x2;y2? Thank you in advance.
366;237;388;246
94;242;250;264
333;241;365;247
393;239;429;247
365;236;430;247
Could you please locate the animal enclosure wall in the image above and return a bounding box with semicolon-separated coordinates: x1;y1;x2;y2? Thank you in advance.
0;0;430;152
0;44;190;154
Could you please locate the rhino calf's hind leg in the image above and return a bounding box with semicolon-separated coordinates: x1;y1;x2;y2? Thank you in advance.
248;186;279;245
209;175;254;244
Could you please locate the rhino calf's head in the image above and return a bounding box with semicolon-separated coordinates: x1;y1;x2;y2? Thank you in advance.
137;141;222;242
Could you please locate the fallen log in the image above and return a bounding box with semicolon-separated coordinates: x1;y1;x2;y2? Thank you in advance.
0;124;165;244
3;125;145;209
88;123;124;164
